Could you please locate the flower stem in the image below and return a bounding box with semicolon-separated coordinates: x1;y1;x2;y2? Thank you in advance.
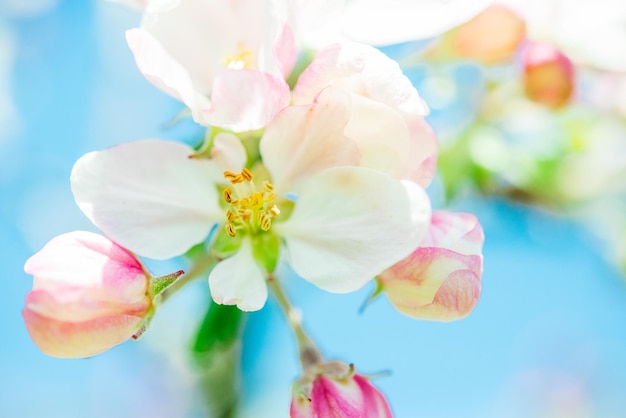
267;274;323;371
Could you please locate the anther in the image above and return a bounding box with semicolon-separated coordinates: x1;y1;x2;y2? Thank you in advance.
225;209;238;223
258;211;272;231
223;187;235;203
241;168;254;181
225;223;237;237
238;208;252;223
223;171;240;183
263;181;274;192
269;205;280;217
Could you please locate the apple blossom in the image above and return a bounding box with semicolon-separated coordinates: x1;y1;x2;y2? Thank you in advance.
126;0;295;131
378;211;484;321
71;91;432;312
23;231;153;358
523;41;575;109
290;361;393;418
293;42;437;187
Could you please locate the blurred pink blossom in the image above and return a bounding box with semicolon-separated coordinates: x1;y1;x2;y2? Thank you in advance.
523;41;575;109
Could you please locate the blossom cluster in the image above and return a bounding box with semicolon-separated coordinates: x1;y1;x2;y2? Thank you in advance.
413;1;626;274
22;0;487;415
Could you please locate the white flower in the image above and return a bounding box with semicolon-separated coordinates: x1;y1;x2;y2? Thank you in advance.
71;92;431;311
293;41;437;187
126;0;295;131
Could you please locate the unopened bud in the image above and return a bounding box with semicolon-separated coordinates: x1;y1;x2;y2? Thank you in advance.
22;231;153;358
291;361;393;418
523;41;575;109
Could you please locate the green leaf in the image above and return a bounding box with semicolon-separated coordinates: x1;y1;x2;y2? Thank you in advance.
192;302;245;418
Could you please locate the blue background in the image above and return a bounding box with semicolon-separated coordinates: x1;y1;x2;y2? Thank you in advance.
1;1;626;417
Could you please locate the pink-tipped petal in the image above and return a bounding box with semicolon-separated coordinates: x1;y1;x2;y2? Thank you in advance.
294;42;427;115
274;23;297;78
294;42;437;187
23;308;145;358
203;69;290;132
379;211;484;321
260;87;360;192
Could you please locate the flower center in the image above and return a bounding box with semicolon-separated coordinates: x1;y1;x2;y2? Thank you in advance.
223;43;255;70
222;168;280;237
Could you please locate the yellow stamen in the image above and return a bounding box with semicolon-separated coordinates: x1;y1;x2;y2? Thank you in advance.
225;223;237;237
223;187;235;203
226;209;238;223
224;171;241;184
221;168;280;237
241;168;254;181
269;205;280;217
239;208;253;223
258;211;272;231
223;43;255;70
263;181;274;193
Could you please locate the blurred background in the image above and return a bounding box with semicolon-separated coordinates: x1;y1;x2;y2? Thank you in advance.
1;1;626;417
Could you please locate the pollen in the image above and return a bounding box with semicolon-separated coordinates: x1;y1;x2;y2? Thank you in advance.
223;43;255;70
222;169;279;237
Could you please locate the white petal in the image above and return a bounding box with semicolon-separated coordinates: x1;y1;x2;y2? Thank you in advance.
202;69;291;132
288;0;346;49
208;239;268;312
344;94;412;178
260;88;359;192
276;167;431;293
126;28;212;125
71;139;222;259
342;0;493;45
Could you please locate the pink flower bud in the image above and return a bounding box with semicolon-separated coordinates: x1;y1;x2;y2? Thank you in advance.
379;211;484;321
523;41;575;109
291;362;393;418
23;231;151;358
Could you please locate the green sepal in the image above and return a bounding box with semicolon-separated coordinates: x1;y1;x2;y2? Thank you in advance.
286;48;317;90
251;232;281;273
149;270;185;299
189;126;227;159
211;227;244;258
238;130;263;168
